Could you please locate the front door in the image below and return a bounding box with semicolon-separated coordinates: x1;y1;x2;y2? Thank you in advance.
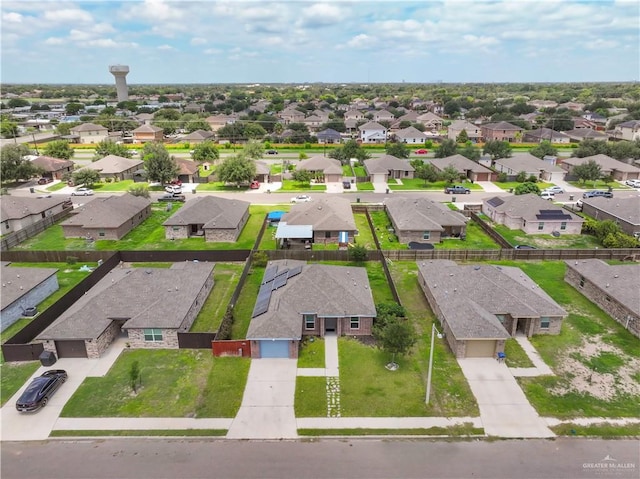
325;318;337;332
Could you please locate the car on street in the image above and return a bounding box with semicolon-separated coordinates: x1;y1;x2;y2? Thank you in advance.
625;179;640;188
165;185;182;194
342;181;351;189
71;187;94;196
542;186;564;194
266;149;278;155
250;180;260;189
170;179;182;186
158;193;186;202
16;370;67;412
583;190;613;198
540;191;555;200
37;177;53;185
444;185;470;194
414;149;429;155
291;195;312;203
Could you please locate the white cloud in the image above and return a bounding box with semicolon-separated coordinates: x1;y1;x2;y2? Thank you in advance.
346;34;374;49
157;44;174;50
43;8;92;24
191;37;207;46
44;37;65;45
203;48;221;55
585;39;619;50
2;11;22;23
299;3;344;28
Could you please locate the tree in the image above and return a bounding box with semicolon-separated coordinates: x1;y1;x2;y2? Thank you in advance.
545;114;574;131
434;139;457;158
573;138;611;158
191;140;220;163
348;244;368;262
72;169;101;187
530;140;558;159
443;100;460;117
440;165;460;185
143;142;179;185
456;129;469;143
329;139;370;164
459;143;480;161
483;140;512;161
514;182;540;195
243;122;267;139
184;119;211;133
610;140;640;162
1;119;18;138
291;169;312;185
385;142;410;159
375;318;416;368
55;121;81;136
43;140;74;160
127;184;150;199
243;140;264;160
572;159;602;185
65;102;84;115
129;360;141;393
7;98;30;108
217;155;256;186
0;144;40;182
93;139;132;160
415;163;440;185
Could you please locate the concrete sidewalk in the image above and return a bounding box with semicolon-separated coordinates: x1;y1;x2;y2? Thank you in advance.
458;358;554;438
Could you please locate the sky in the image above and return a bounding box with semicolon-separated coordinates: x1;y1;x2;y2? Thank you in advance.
1;0;638;84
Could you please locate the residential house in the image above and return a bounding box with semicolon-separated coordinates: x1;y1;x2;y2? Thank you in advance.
417;260;567;358
572;118;599;130
296;156;343;183
254;161;270;184
38;262;215;358
523;128;571;144
312;110;330;123
1;262;59;332
373;109;395;123
561;154;640;181
279;107;305;125
558;101;585;112
69;122;109;144
580;196;639;238
493;153;565;182
302;115;324;132
447;120;482;142
564;259;639;338
429;154;495;182
246;261;376;358
174;158;201;183
276;196;357;248
483;194;584;235
1;196;70;235
181;129;214;144
205;114;236;132
416;112;444;132
344;109;366;122
163;196;249;242
480;121;524;142
31;155;74;180
582;112;607;129
183;103;205;113
132;112;154;125
527;100;558;109
79;155;144;181
358;121;387;143
613;120;640;141
364;155;415;183
564;128;609;142
61;194;151;240
385;197;467;244
132;124;164;143
316;128;342;144
393;126;428;144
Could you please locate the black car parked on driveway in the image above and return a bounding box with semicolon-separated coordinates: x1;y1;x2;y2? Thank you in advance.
16;370;67;412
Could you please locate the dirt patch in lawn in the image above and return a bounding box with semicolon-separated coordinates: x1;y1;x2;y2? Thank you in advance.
551;336;640;401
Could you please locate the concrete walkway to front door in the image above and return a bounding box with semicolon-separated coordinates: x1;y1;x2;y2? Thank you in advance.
458;358;554;438
226;359;298;439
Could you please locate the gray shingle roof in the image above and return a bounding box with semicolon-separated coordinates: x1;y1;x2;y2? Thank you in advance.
358;121;386;131
1;263;58;310
565;259;640;315
562;154;640;173
481;121;524;131
581;196;639;226
364;155;415;174
38;262;215;339
297;156;343;174
429;154;493;174
31;155;74;172
282;196;356;232
162;196;249;230
81;155;143;174
417;260;566;340
70;122;108;133
132;124;163;133
494;153;564;174
247;261;376;339
1;196;67;222
61;194;151;229
483;193;583;223
385;197;466;232
394;126;427;140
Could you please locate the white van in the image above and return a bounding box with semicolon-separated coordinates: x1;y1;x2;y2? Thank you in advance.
540;191;555;200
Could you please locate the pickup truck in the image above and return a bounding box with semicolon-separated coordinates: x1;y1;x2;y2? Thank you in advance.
158;193;186;202
444;185;471;194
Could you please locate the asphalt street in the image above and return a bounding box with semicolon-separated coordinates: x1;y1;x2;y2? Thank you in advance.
2;438;638;479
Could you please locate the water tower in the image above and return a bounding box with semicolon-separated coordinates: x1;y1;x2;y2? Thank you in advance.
109;64;130;102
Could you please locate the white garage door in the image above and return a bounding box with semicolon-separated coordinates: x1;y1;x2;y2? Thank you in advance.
465;340;497;358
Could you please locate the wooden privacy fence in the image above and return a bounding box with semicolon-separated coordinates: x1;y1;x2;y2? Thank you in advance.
212;340;252;357
1;208;73;251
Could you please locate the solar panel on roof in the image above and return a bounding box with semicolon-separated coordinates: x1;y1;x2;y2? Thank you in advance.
487;197;504;207
252;302;269;317
536;211;572;220
273;272;288;289
263;266;278;284
287;265;303;279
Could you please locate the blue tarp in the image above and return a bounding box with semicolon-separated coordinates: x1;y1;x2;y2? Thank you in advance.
267;211;286;221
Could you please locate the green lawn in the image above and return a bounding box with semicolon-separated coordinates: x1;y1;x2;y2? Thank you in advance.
13;205;267;251
190;263;245;332
51;429;227;437
297;337;325;368
46;182;67;192
279;180;327;192
0;362;40;406
353;166;367;177
61;350;250;418
389;180;482;191
295;377;327;417
353;182;374;191
491;261;640;419
369;210;408;250
494;181;553;191
492;225;601;249
193;182;250;192
92;180;137;192
230;266;264;339
504;339;535;368
353;214;376;249
567;180;617;189
437;221;501;250
342;165;354;176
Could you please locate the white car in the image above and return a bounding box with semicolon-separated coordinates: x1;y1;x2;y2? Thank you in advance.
71;187;94;196
539;191;555;200
543;186;564;194
291;195;312;203
625;179;640;188
165;185;182;194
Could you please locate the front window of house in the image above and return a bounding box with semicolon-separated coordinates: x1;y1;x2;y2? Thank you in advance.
423;231;430;240
304;314;315;330
538;222;544;231
350;317;360;329
143;328;163;341
540;318;550;329
560;222;567;230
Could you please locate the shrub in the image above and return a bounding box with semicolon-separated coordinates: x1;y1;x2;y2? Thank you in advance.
515;171;527;183
252;251;268;267
497;172;508;183
66;256;78;265
348;244;368;262
527;175;538;183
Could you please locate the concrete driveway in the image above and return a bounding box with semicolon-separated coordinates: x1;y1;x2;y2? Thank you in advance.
458;358;554;438
226;359;298;439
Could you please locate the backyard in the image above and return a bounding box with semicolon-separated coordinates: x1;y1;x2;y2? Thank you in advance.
493;224;601;249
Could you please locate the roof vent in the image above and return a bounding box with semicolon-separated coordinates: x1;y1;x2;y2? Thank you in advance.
614;274;619;278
